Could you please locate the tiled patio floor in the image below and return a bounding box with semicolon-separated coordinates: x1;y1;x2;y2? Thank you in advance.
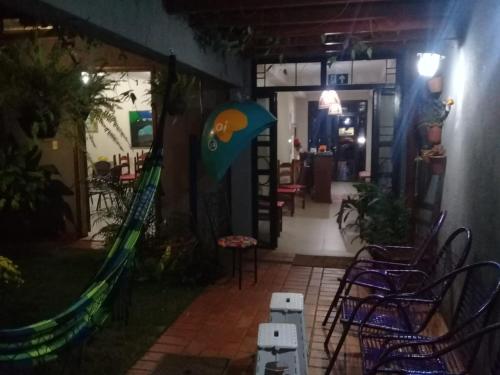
128;260;364;375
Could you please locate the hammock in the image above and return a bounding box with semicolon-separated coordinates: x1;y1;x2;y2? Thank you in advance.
0;55;177;369
0;144;163;367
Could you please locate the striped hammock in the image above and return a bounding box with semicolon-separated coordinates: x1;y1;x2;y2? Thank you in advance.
0;144;163;367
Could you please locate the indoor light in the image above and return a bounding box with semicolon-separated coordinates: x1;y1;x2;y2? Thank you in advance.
319;90;342;115
319;90;341;109
417;53;444;77
357;136;366;145
81;71;90;85
344;117;351;125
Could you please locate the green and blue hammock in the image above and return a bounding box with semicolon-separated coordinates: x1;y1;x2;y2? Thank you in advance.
0;144;163;368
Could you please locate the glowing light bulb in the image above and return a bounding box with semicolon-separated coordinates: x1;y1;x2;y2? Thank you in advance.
81;72;90;85
417;53;444;77
357;136;366;145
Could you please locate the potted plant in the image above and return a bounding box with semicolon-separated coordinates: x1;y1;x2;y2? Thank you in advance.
0;38;130;145
416;98;454;148
0;137;74;239
338;182;411;247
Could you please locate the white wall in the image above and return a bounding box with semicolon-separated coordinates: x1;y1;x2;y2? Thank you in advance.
294;96;308;157
86;71;151;171
277;92;295;163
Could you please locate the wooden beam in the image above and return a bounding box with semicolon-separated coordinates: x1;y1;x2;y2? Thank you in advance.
253;29;437;49
252;41;418;58
252;18;441;38
191;1;447;27
165;0;393;13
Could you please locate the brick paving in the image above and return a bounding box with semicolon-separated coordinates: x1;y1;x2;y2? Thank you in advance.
128;260;364;375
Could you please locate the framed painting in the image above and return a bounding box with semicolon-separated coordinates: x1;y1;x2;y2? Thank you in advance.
129;110;153;147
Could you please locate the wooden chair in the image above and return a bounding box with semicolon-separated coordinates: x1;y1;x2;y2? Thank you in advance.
113;153;136;183
279;160;307;210
88;161;112;210
204;190;258;290
278;162;294;185
134;151;149;176
113;153;131;175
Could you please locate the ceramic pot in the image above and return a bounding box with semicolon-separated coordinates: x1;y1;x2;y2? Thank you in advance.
426;124;442;145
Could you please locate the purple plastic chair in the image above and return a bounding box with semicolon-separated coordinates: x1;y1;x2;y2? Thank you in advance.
323;228;472;373
358;261;500;375
322;211;447;326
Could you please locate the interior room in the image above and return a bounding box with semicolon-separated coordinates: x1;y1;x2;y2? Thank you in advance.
275;89;372;256
86;71;153;237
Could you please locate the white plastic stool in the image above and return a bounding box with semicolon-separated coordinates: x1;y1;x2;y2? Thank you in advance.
269;293;308;375
256;323;300;375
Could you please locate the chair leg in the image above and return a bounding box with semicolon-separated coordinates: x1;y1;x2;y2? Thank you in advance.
325;302;343;350
325;323;349;375
254;246;258;284
323;277;348;326
238;249;243;290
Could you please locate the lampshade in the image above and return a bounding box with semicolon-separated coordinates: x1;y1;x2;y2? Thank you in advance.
319;90;342;111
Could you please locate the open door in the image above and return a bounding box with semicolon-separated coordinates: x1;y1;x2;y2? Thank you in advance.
252;95;278;248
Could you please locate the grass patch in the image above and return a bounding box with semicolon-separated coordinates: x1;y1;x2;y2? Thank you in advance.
0;244;202;374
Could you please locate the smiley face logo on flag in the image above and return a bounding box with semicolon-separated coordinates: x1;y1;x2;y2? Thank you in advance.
213;109;248;143
202;101;276;181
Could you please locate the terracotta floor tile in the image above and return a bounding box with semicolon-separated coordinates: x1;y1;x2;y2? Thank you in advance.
131;360;158;371
157;334;189;346
183;340;207;356
127;369;152;375
149;343;184;354
141;352;166;362
128;262;391;375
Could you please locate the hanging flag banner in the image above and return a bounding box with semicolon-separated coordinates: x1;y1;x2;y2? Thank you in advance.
201;101;276;181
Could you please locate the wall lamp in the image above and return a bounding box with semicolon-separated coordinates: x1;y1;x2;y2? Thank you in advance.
417;53;445;77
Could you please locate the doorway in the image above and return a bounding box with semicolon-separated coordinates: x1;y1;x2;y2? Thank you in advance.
268;90;373;256
85;71;153;239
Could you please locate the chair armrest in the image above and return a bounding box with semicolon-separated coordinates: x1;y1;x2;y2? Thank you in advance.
344;268;398;292
382;245;416;252
369;245;418;263
385;269;429;277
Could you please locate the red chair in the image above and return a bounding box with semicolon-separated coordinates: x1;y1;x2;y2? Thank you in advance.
134;151;150;176
279;160;307;210
113;153;135;183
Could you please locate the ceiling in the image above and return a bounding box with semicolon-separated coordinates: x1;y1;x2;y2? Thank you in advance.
163;0;455;59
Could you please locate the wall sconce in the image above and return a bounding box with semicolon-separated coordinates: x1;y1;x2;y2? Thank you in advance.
417;53;445;77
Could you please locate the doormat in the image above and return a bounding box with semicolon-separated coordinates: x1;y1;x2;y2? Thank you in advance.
293;254;353;269
152;354;229;375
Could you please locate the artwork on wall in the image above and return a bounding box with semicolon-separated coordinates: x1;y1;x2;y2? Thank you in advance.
129;110;153;147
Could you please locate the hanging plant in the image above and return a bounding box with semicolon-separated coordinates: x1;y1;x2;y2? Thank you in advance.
190;21;254;56
0;38;129;148
149;67;198;116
